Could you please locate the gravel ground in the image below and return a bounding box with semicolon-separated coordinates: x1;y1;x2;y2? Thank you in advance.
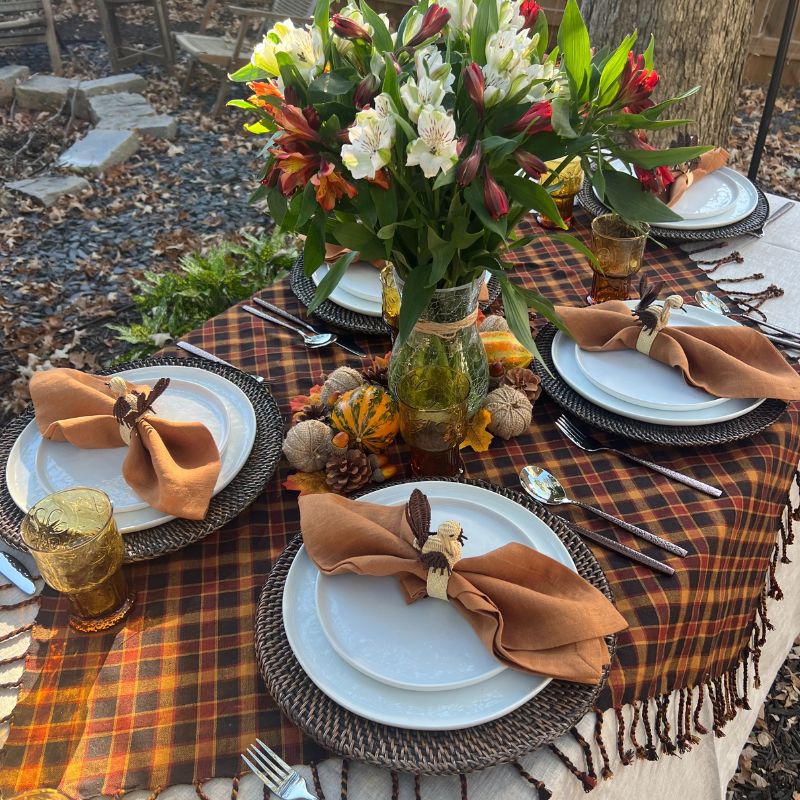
1;13;799;798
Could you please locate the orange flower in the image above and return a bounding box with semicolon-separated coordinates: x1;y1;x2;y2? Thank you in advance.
247;80;283;110
367;169;391;190
273;150;321;196
312;158;357;212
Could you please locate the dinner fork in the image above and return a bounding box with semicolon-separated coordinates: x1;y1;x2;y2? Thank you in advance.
242;739;317;799
555;415;723;498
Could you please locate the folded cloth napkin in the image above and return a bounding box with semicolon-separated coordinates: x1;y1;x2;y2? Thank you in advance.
667;147;729;207
300;492;627;683
29;369;221;520
557;300;800;401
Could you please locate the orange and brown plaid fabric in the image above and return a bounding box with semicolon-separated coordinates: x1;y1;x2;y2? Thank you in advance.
0;212;797;797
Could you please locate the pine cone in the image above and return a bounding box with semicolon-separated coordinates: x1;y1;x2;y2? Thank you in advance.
325;448;372;494
501;367;542;405
360;357;389;388
292;402;329;424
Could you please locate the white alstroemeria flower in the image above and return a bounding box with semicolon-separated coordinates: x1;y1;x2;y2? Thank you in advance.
251;19;295;75
400;75;448;123
415;46;455;88
278;25;324;83
406;106;459;178
482;64;512;106
441;0;476;32
486;29;527;73
516;60;558;100
497;0;525;31
373;93;395;119
341;106;396;180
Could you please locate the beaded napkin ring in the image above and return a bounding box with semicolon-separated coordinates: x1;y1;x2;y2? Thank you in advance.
405;489;467;601
108;376;169;445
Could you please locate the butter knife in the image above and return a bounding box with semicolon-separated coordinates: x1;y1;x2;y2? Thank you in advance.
0;552;36;595
251;297;367;358
176;341;266;383
568;522;675;576
748;200;794;238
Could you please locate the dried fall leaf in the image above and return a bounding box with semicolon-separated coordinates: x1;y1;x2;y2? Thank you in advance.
283;471;330;496
289;383;324;412
459;408;493;452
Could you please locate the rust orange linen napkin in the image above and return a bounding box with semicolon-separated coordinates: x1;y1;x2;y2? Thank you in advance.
29;369;221;520
556;301;800;401
300;493;627;683
667;147;729;207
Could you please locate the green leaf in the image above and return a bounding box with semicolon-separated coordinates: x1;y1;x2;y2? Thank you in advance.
464;180;507;238
470;0;499;64
308;72;355;100
382;53;403;108
398;266;436;345
433;167;456;190
266;188;287;226
308;250;358;312
248;183;270;205
514;284;570;335
590;154;605;200
642;34;655;71
228;63;269;82
450;216;483;250
546;230;599;268
532;11;548;59
296;183;319;228
557;0;591;103
226;98;258;110
603;112;692;131
550;96;577;138
244;120;275;134
497;277;541;363
332;221;386;261
303;213;326;276
276;52;308;100
360;0;393;51
370;183;397;229
314;0;331;46
426;227;457;286
641;85;701;119
598;31;637;106
482;134;523;159
504;175;565;229
603;170;682;223
616;145;712;169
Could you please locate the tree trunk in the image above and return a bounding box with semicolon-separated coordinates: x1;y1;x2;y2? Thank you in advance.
580;0;756;149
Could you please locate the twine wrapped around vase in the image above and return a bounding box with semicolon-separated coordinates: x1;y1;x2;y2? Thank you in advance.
412;308;479;339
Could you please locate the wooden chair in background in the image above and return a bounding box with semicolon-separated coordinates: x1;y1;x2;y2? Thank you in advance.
174;0;314;116
0;0;61;73
95;0;175;72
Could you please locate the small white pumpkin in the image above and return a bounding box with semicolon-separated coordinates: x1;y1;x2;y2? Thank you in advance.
479;314;510;332
320;366;364;406
282;420;333;472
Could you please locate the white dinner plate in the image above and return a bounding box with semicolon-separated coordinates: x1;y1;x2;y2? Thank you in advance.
312;264;383;317
573;304;729;411
35;378;231;513
284;481;576;729
593;161;759;230
6;365;257;533
552;303;765;426
336;260;383;302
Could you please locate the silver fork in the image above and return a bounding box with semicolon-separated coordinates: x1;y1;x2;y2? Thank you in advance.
555;415;723;498
242;739;317;799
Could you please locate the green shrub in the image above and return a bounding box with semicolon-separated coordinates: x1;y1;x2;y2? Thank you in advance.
111;231;298;360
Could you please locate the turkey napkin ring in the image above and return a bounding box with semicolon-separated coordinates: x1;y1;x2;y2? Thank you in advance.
405;489;467;601
632;277;686;357
108;376;169;445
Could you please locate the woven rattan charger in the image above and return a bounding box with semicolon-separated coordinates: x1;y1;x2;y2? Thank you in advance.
255;477;616;775
0;356;284;562
290;256;503;335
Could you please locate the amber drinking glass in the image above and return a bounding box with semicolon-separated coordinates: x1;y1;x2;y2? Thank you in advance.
397;366;470;478
588;214;650;304
21;488;134;632
537;157;584;230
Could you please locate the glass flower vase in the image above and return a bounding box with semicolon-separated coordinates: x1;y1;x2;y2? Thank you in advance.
388;276;488;418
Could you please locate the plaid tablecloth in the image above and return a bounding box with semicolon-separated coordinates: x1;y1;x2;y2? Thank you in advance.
1;213;797;797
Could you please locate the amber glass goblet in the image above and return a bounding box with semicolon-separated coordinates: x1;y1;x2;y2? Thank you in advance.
537;157;585;230
588;214;650;304
21;488;135;632
397;366;470;478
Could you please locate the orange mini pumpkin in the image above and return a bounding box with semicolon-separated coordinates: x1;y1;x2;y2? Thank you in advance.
330;384;399;454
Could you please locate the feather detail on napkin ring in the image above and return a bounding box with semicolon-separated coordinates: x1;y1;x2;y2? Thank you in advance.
632;277;686;356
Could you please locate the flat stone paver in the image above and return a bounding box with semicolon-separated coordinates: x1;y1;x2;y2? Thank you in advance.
0;65;30;105
58;129;140;174
5;175;91;206
88;92;177;139
72;74;148;119
15;75;77;112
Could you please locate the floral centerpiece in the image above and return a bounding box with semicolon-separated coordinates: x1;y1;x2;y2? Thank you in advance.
230;0;707;413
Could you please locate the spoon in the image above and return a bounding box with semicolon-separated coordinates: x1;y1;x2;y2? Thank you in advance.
242;305;338;349
519;466;688;557
694;291;800;347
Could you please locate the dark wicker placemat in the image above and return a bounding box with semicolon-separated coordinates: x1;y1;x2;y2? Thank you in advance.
291;256;502;335
0;357;285;563
534;325;788;446
577;179;770;242
255;476;616;775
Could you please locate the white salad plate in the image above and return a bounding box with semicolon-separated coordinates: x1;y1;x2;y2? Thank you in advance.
594;161;759;230
552;302;764;425
312;264;383;317
284;481;576;729
336;260;384;302
6;365;257;533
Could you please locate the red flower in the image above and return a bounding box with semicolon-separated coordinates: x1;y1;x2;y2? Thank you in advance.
483;166;509;220
354;74;380;109
617;52;659;113
514;150;547;179
463;62;485;116
635;164;675;194
406;4;451;47
367;169;391;190
520;0;540;31
505;100;553;135
331;13;372;42
272;149;320;196
456;141;482;187
312;158;358;211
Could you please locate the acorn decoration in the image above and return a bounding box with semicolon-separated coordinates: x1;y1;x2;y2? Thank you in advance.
320;366;364;406
501;367;542;408
488;360;505;389
479;314;510;333
325;447;372;494
483;386;533;440
282;419;333;472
